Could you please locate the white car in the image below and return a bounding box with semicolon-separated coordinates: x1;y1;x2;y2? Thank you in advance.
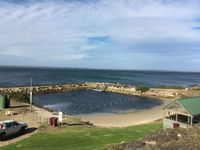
0;120;28;141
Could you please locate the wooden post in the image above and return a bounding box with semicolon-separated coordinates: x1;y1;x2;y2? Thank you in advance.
191;116;193;126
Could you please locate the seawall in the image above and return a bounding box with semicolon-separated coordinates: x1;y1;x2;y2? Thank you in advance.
0;82;184;99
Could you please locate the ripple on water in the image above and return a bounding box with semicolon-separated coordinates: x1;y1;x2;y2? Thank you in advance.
33;90;163;115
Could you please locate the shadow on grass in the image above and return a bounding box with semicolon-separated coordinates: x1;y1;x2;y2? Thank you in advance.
3;127;37;141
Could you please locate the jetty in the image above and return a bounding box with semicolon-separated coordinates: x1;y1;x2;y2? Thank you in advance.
0;82;191;99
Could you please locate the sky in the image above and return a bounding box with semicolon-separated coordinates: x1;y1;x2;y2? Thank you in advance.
0;0;200;71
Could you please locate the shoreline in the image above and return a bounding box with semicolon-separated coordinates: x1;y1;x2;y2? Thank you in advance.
75;95;169;117
78;101;169;127
31;91;171;128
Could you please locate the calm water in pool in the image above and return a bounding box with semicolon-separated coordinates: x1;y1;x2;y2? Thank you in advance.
33;90;163;115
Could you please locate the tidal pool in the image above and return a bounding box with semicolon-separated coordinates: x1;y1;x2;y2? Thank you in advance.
33;90;163;115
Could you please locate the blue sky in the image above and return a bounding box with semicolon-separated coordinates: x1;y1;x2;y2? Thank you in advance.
0;0;200;71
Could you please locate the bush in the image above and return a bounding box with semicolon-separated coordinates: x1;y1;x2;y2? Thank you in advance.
155;85;185;89
10;92;29;102
135;86;150;93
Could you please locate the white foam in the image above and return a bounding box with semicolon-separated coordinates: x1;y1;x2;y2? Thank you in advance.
44;102;71;109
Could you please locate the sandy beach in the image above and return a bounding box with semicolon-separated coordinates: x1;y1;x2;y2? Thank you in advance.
79;100;170;127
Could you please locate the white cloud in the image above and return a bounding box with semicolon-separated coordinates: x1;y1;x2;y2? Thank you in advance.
52;53;90;61
0;0;200;69
0;48;29;57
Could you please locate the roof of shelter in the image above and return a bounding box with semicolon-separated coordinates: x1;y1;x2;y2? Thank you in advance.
164;97;200;116
177;97;200;116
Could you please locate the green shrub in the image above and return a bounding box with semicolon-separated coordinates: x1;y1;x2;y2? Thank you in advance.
155;85;185;89
135;86;150;93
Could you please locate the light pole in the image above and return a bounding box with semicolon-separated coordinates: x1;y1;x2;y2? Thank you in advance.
30;78;33;111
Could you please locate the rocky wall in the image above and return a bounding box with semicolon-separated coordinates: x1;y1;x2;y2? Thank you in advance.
0;82;182;98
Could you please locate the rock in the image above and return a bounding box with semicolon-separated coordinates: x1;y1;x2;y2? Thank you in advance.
177;133;182;137
145;141;157;145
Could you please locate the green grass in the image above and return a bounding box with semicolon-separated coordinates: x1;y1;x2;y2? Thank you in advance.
1;121;162;150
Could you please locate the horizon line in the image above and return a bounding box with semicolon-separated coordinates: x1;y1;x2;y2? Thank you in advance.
0;65;199;73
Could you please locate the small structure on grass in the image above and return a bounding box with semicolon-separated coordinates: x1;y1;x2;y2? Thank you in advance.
163;97;200;128
0;95;10;109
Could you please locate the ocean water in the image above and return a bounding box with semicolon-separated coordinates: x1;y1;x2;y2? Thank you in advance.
1;66;200;115
33;90;163;115
0;66;200;87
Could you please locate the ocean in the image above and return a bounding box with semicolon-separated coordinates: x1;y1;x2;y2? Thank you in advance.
0;66;200;115
0;66;200;87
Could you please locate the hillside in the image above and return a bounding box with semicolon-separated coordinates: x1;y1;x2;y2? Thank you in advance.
103;127;200;150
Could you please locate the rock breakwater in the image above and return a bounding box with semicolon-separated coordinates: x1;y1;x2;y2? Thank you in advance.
0;82;185;99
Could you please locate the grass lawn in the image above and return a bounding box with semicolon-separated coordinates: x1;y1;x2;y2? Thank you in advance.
1;121;162;150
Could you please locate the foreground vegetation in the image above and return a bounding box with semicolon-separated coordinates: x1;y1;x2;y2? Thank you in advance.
2;121;162;150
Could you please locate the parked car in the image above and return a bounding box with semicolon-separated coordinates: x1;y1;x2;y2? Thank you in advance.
0;120;28;141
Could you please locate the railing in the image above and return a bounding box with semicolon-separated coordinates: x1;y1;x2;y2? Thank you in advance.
163;118;192;128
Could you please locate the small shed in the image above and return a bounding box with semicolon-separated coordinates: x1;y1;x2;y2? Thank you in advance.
163;97;200;128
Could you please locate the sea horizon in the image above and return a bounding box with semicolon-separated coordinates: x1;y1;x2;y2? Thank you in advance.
0;66;200;88
0;65;199;73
